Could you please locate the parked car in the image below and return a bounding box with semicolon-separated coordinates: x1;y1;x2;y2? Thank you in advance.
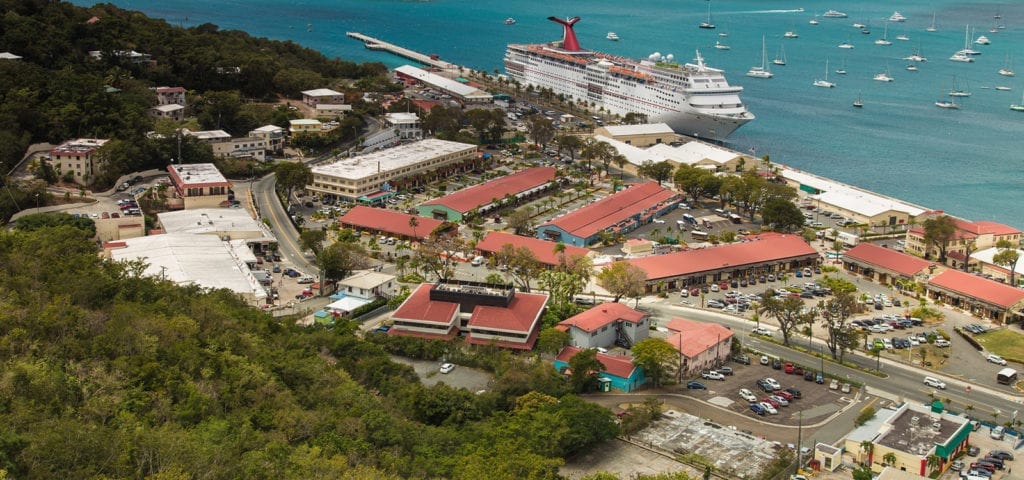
841;383;851;393
769;394;789;407
733;355;751;365
829;379;839;390
935;339;951;347
297;276;315;284
439;363;455;374
760;355;770;366
987;354;1007;365
773;390;793;401
702;371;725;381
718;366;734;376
785;387;803;399
749;403;766;416
784;363;795;374
771;359;782;370
687;381;707;390
988;450;1014;461
739;389;758;402
758;402;778;415
815;372;825;384
804;370;815;381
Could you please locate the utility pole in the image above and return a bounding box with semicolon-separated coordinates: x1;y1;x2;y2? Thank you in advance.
796;411;804;471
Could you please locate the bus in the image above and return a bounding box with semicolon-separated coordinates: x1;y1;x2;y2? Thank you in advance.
997;368;1017;385
728;213;743;224
691;230;709;240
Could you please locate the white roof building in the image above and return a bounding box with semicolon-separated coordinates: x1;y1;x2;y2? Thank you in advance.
108;234;267;302
184;129;232;142
313;139;475;182
781;166;927;220
302;88;344;97
157;208;274;241
593;135;743;168
599;123;675;136
394;65;492;103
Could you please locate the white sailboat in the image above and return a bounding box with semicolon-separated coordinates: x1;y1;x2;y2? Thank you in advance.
699;2;715;29
875;22;892;46
714;41;730;50
814;58;836;88
835;57;847;75
1011;91;1024;111
838;34;854;49
809;14;819;25
853;92;863;108
1000;56;1015;77
873;65;894;82
926;13;937;32
772;44;787;66
949;76;971;97
935;94;960;109
746;35;773;78
950;26;978;62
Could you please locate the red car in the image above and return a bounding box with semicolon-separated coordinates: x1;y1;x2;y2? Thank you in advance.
719;282;729;290
773;390;794;401
784;363;795;374
761;397;781;408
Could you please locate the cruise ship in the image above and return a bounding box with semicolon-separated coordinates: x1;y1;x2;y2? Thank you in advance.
504;16;754;139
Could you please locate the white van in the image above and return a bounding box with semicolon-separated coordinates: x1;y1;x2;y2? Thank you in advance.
923;376;946;389
471;256;485;267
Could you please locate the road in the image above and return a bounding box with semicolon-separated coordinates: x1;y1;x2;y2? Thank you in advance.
642;302;1024;427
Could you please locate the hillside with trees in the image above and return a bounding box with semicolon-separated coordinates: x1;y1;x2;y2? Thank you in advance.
0;224;620;479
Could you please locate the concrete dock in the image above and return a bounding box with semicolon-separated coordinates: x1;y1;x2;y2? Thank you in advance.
346;32;460;71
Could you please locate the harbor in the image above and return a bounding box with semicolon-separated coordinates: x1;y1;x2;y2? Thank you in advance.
346;32;461;72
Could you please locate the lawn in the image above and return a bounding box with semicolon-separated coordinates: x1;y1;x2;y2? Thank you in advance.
974;328;1024;360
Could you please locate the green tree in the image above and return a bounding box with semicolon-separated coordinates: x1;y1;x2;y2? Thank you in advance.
275;162;313;200
524;114;555;148
494;243;543;292
318;241;371;290
537;327;570;355
507;208;534;235
630;338;676;387
761;198;805;231
641;160;675;186
882;452;897;467
757;293;814;346
414;234;465;281
818;291;859;361
673;165;722;202
922;215;958;263
15;212;96;237
299;229;327;254
554;135;583;163
567;349;605;393
993;239;1021;286
925;453;941;473
596;262;648;302
851;466;873;480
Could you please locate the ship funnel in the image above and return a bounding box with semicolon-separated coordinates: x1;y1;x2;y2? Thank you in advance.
548;16;582;51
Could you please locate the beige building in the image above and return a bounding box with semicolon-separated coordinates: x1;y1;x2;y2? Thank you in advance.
249;125;286;154
594;123;678;148
594;133;749;173
289;119;324;136
49;138;110;186
210;137;268;161
302;88;346;107
780;166;927;229
94;217;146;242
166;163;232;209
844;402;971;477
308;139;477;203
904;216;1021;268
314;104;353;119
149;104;185;122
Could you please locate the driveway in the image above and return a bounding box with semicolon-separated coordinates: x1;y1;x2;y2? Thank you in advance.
389;356;493;392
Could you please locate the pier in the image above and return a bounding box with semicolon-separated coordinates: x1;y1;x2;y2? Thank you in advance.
346;32;461;71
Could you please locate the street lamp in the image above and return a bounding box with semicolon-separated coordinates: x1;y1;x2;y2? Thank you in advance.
34;193;40;211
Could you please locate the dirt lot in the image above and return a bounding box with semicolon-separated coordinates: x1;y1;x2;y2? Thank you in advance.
389;356;493;392
680;357;858;426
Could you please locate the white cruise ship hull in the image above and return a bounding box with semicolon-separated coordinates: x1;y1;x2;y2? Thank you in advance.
504;17;754;140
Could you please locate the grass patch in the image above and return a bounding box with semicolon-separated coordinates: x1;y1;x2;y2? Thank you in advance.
974;329;1024;360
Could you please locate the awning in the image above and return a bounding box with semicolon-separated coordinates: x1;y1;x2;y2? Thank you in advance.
325;296;371;313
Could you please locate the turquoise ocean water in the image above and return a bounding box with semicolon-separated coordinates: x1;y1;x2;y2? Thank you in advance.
76;0;1024;228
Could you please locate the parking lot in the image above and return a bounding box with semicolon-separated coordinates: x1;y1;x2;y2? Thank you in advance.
680;353;858;426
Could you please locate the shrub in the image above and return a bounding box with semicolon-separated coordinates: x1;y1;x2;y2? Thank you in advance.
855;406;877;427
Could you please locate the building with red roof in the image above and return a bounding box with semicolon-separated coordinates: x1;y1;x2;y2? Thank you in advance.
926;269;1024;323
842;243;933;286
475;231;591;267
536;181;682;247
558;302;650;349
338;206;444;241
905;215;1022;269
553;346;646;392
418;167;557;222
388;281;549;350
664;318;734;376
626;234;819;293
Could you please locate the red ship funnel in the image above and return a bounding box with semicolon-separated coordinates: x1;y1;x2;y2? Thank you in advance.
548;16;582;51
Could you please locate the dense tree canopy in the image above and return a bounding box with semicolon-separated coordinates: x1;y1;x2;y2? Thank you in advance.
0;224;621;479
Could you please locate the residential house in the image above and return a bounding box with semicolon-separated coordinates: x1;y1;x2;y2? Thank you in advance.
166;163;232;209
301;88;346;107
553;346;646;392
149;104;185;122
557;302;650;349
249;125;286;154
323;271;398;318
155;86;186;106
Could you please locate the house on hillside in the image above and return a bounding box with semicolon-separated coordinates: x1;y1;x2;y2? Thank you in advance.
553;346;646;392
557;302;650;349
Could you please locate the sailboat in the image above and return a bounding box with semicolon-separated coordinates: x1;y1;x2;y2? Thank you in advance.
746;36;773;78
809;14;819;26
853;92;863;108
714;41;730;50
814;58;836;88
773;44;787;66
926;13;937;32
873;65;894;82
838;34;854;49
875;22;893;46
1000;56;1015;77
835;57;847;75
949;76;971;97
935;94;960;109
699;2;715;29
1011;91;1024;111
950;26;977;62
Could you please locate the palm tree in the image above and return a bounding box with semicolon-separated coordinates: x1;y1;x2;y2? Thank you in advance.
925;454;941;473
408;216;420;240
882;452;897;467
859;441;874;465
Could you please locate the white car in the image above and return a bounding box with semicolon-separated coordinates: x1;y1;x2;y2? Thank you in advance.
923;376;946;389
759;402;778;415
702;371;726;381
987;354;1007;365
829;379;839;390
760;355;770;365
753;327;772;336
764;377;781;390
739;388;758;402
769;394;789;406
934;339;951;348
653;218;666;224
439;363;455;374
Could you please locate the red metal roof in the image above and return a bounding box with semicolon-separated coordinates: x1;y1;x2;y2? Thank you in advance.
476;231;590;267
843;243;932;277
628;234;819;281
466;327;540;350
555;346;638;379
909;218;1020;240
927;269;1024;309
558;302;648;333
391;283;458;324
541;182;678;239
467;291;548;332
339;206;443;240
421;167;556;214
971;221;1021;237
664;318;734;358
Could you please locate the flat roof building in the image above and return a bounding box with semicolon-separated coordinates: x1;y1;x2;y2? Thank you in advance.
155;86;186;106
419;167;556;222
593;123;676;147
395;65;493;103
388;281;549;350
249;125;286;153
107;234;268;304
537;181;681;247
926;269;1024;323
594;135;748;172
157;208;273;243
626;233;820;292
309;139;477;203
289;118;324;136
149;104;185;122
780;166;927;229
166;163;232;210
842;243;933;287
183;129;231;143
843;402;971;476
49;138;110;186
475;231;591;267
301;88;345;107
338;206;444;241
971;246;1024;286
